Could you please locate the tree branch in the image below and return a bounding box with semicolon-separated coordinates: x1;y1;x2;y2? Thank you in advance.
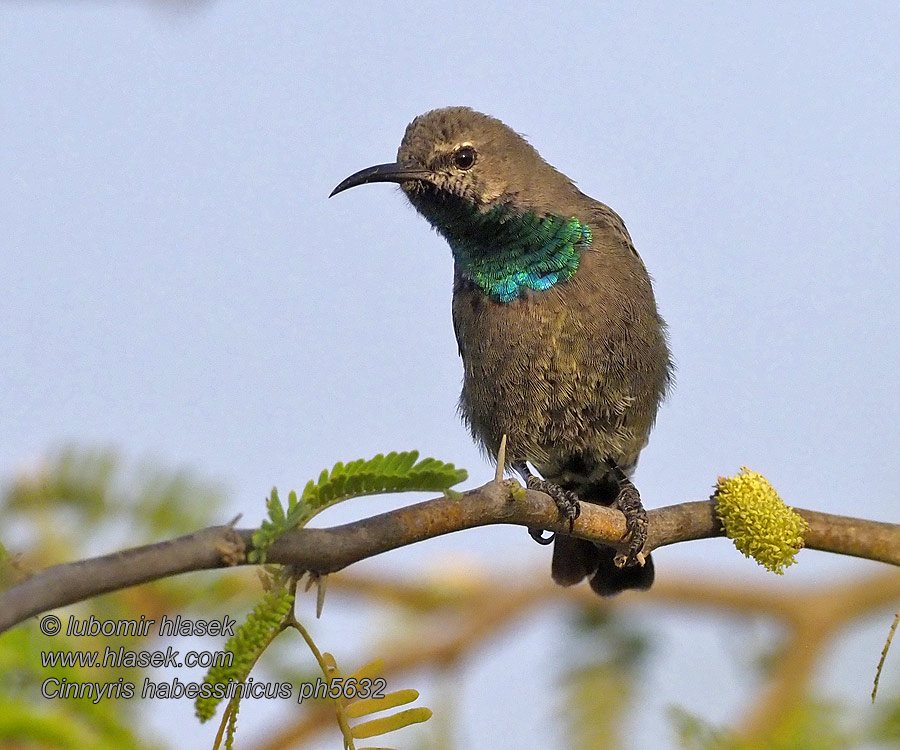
2;480;898;633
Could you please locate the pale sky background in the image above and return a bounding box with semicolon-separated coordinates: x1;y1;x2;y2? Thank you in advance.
2;2;899;749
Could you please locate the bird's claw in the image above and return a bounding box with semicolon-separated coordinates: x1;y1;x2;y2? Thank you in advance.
526;475;581;533
612;481;648;568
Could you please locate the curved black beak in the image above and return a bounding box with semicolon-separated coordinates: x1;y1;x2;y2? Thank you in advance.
329;161;432;198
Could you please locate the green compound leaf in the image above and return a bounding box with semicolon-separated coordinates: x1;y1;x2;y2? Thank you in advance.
250;452;467;563
194;588;295;722
223;696;239;750
714;467;809;574
344;657;386;685
350;707;433;740
344;689;420;719
321;657;432;748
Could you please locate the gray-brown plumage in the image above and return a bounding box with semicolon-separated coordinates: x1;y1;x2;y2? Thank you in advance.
331;107;672;595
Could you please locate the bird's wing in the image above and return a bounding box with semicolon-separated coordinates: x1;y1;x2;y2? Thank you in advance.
451;302;466;358
450;272;468;359
587;201;644;261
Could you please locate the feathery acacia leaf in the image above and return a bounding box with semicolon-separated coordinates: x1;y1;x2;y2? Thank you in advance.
250;452;467;563
350;707;433;739
194;587;294;722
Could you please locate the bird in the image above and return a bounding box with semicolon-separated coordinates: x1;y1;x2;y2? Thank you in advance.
330;107;672;595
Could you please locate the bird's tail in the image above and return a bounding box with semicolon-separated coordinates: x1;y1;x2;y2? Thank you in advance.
552;536;654;596
550;473;654;596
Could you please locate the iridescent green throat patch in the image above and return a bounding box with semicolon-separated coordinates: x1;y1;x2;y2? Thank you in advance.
445;206;591;302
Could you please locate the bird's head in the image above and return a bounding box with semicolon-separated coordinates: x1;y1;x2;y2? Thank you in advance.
331;107;572;222
330;108;594;302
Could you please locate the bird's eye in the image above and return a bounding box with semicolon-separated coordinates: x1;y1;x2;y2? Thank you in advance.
453;146;477;170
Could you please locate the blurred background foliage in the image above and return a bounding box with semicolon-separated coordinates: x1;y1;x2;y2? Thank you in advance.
1;447;899;749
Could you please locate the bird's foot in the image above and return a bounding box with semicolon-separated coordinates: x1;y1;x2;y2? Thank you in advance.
512;462;580;545
525;475;581;533
610;467;648;569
